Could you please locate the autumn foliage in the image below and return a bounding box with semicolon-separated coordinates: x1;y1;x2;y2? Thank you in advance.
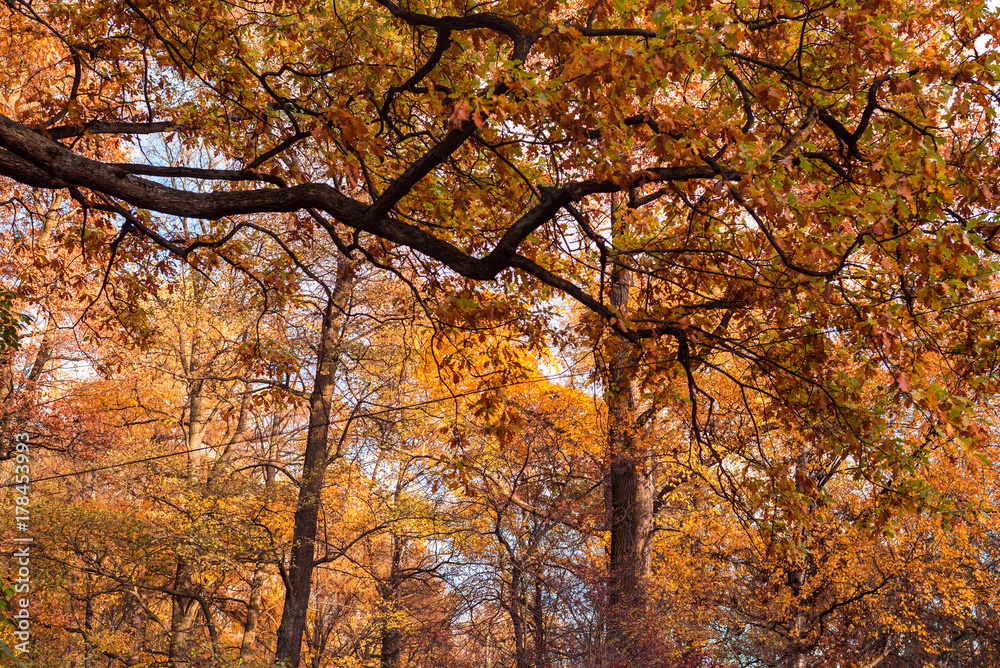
1;0;999;665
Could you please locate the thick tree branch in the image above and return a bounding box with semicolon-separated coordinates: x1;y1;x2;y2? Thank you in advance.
113;163;286;187
44;120;181;140
0;111;733;343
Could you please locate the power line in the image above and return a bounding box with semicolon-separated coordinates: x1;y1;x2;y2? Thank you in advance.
2;365;599;488
7;299;981;489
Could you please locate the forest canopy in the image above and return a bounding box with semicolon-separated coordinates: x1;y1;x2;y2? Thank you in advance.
0;0;999;665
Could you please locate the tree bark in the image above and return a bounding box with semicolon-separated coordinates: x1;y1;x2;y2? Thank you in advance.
532;577;548;668
169;325;208;667
602;200;655;663
273;259;355;668
509;560;530;668
380;534;403;668
84;577;94;668
168;559;200;668
241;562;265;661
604;454;655;659
242;411;282;661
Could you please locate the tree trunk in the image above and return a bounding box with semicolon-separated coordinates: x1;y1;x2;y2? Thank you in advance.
604;455;655;658
26;325;54;383
602;200;655;663
241;562;265;661
170;357;208;666
380;534;403;668
84;577;94;668
274;259;355;668
169;559;201;668
532;577;548;668
509;560;530;668
380;619;402;668
185;379;207;484
242;413;281;661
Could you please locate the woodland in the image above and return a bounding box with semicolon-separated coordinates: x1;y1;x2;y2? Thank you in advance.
0;0;998;665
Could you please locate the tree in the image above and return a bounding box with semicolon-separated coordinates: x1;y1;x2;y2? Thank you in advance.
1;0;999;661
274;253;356;668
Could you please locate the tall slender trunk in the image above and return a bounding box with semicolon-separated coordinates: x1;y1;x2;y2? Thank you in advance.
509;560;530;668
26;325;54;383
169;559;201;667
185;380;207;484
241;563;265;661
603;381;655;661
787;458;812;668
532;578;548;668
602;200;655;662
380;534;403;668
787;568;807;668
274;260;355;668
242;414;281;661
84;577;94;668
2;318;55;438
170;368;207;667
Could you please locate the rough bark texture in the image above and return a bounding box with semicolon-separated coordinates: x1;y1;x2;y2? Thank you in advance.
274;259;354;668
0;111;716;338
168;560;200;668
602;203;656;663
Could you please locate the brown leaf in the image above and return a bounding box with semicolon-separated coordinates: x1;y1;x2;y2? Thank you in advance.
448;100;471;130
895;371;911;393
